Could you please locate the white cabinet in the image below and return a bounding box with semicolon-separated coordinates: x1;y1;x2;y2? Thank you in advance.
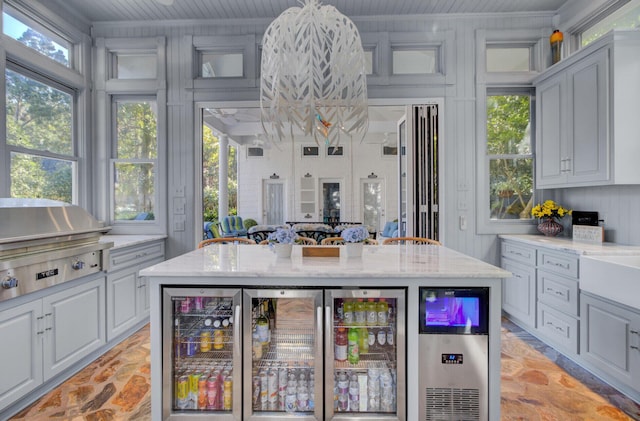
500;241;537;328
0;278;105;411
534;30;640;188
580;292;640;398
106;240;164;340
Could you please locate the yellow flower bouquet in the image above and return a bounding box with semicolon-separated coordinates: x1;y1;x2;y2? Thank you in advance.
531;200;572;220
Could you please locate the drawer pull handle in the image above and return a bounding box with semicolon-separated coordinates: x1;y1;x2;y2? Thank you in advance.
631;346;639;351
630;330;639;335
511;251;523;257
546;260;569;269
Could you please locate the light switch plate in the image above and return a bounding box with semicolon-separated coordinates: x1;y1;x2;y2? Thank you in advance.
573;225;604;243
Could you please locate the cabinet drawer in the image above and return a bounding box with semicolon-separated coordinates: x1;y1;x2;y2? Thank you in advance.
501;241;536;266
109;241;165;273
537;249;578;279
537;302;579;354
537;269;579;316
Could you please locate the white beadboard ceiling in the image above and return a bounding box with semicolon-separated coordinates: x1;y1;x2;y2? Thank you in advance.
47;0;570;23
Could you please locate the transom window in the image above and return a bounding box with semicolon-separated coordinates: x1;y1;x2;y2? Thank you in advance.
582;1;640;46
486;46;531;72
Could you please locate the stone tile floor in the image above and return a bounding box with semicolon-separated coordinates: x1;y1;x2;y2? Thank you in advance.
9;319;640;420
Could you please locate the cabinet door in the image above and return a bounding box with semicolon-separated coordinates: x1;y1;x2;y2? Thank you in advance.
536;74;566;187
567;48;609;184
501;259;536;328
0;301;43;411
107;271;138;340
42;278;106;381
580;293;640;390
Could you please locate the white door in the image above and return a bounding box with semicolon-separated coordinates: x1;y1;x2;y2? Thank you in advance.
263;179;285;225
319;178;342;223
361;178;385;233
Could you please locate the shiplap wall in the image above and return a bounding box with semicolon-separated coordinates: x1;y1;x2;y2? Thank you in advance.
87;14;557;260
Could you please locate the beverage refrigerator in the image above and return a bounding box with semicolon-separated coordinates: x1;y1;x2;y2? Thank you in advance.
325;289;406;421
162;287;243;420
243;288;324;420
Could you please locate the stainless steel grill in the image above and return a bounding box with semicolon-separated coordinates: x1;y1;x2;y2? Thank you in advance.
0;199;112;302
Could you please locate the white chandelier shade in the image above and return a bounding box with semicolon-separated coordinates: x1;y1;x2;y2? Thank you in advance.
260;0;369;146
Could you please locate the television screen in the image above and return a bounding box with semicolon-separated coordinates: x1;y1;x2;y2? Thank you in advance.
418;287;489;334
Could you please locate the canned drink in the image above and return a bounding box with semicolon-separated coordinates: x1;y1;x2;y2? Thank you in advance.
252;375;261;408
186;336;197;356
213;329;224;350
278;366;288;392
176;375;189;409
180;298;191;313
200;331;212;352
194;296;204;311
267;370;278;404
207;378;220;410
197;377;208;410
223;376;233;410
189;372;201;405
259;371;268;404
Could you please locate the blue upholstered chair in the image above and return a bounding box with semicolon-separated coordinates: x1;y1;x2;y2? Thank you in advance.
380;221;399;240
203;221;222;239
220;216;248;237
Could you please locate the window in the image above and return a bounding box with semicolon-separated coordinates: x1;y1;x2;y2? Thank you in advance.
115;54;157;79
581;1;640;46
5;67;75;202
247;147;264;157
201;52;243;78
112;99;158;221
302;146;319;157
392;49;437;74
486;92;533;221
2;10;70;67
486;47;531;72
327;146;343;156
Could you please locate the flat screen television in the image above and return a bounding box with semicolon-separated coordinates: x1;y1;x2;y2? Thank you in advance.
418;287;489;334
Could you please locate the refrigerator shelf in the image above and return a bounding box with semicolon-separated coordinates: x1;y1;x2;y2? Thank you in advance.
335;352;392;370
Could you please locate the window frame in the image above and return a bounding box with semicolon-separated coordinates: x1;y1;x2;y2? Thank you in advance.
475;29;541;235
1;3;87;205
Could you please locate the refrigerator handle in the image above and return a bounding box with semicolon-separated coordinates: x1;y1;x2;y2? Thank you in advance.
319;306;326;349
234;304;241;356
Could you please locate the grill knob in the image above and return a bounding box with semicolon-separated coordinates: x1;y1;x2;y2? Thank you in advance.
72;260;85;270
1;276;19;289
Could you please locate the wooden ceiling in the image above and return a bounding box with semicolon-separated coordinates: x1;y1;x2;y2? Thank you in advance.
47;0;571;23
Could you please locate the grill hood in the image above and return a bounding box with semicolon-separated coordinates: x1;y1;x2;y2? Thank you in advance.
0;198;111;246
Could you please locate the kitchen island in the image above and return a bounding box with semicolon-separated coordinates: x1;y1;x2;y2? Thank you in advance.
141;244;510;420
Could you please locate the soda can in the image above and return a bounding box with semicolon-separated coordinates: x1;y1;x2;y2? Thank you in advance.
197;376;208;410
200;331;212;353
180;298;191;313
186;336;197;356
267;370;278;404
189;372;201;406
278;366;288;392
213;329;224;350
194;296;204;311
207;377;220;410
252;375;261;408
176;375;189;409
223;376;233;410
259;371;268;404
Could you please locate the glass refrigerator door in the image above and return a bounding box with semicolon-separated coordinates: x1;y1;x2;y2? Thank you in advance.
162;287;242;420
243;289;323;420
325;289;406;421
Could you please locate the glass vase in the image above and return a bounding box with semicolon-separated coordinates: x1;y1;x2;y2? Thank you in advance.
537;218;563;237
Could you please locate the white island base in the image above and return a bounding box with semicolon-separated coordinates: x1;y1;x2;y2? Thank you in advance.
141;244;510;421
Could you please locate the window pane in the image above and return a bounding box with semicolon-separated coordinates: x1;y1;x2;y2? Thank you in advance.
392;50;436;74
10;152;73;202
114;163;155;221
364;50;374;75
201;53;243;77
116;101;157;159
5;69;73;155
486;95;531;155
489;158;533;220
116;54;157;79
2;12;70;66
486;47;530;72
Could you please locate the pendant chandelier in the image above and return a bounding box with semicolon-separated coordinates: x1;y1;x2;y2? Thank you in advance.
260;0;369;147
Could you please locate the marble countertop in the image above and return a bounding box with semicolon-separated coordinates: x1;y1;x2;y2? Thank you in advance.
499;235;640;255
100;234;166;250
140;244;510;279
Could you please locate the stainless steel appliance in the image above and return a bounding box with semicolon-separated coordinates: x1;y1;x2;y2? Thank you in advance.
418;287;490;421
162;287;242;420
243;288;323;420
326;288;406;421
0;199;112;302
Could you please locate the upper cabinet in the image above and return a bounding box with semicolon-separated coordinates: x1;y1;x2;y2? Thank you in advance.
534;30;640;188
